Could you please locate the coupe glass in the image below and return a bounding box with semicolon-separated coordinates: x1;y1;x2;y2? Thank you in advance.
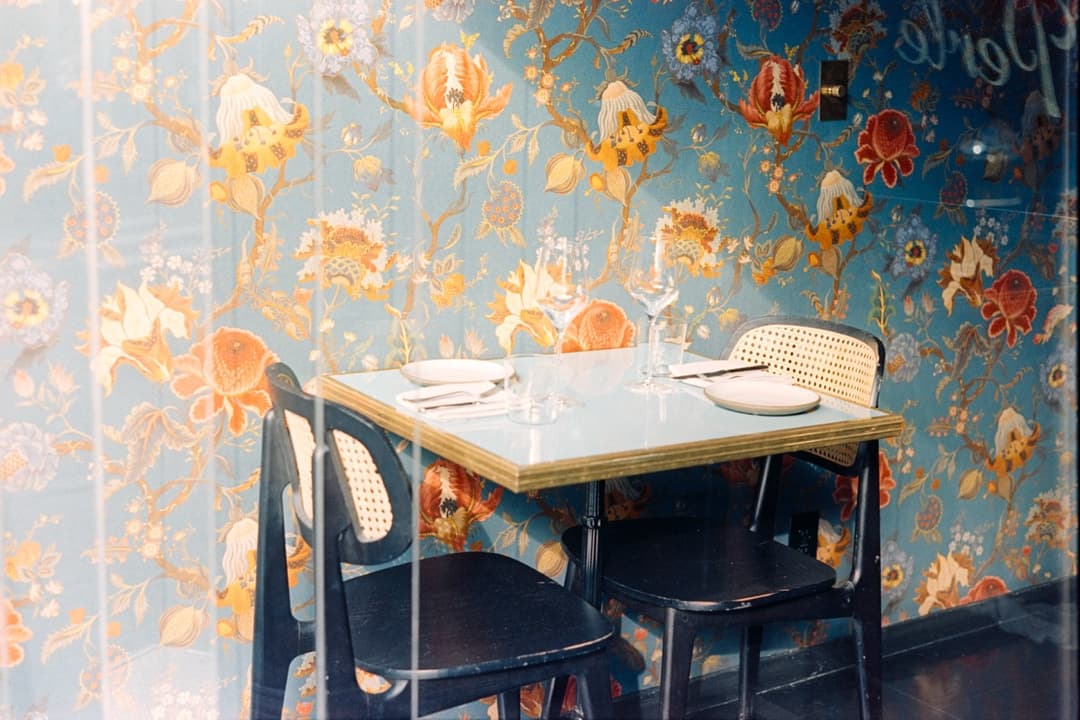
536;234;589;404
624;234;678;394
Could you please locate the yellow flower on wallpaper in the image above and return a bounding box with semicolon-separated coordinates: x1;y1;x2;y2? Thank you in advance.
295;209;396;301
209;74;309;178
586;80;668;171
405;43;513;152
4;540;40;582
84;282;195;394
215;517;258;641
487;259;560;352
986;407;1040;496
653;198;724;277
804;170;873;251
170;327;277;436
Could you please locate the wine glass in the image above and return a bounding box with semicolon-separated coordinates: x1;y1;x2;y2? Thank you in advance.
624;233;678;394
536;234;589;404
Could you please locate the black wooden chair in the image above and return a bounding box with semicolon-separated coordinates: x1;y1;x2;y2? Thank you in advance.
557;316;887;719
251;362;615;719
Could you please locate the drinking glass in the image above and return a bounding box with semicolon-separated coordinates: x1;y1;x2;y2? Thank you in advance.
624;234;678;394
536;234;589;402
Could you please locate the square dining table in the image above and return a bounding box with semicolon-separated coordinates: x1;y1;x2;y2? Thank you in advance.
320;347;905;607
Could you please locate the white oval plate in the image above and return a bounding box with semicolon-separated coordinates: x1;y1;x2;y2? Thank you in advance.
705;379;820;415
400;358;505;386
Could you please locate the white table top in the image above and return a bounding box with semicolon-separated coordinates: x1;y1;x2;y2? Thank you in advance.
321;347;904;493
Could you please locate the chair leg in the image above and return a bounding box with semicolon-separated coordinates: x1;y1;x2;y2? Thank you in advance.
249;657;289;720
542;558;585;719
577;653;614;720
497;688;522;720
737;624;763;720
852;615;883;720
542;676;571;720
658;609;696;720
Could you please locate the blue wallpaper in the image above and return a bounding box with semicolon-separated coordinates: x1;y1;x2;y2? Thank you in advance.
0;0;1076;717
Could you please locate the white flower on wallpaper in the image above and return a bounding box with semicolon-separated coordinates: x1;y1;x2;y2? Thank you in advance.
431;0;475;24
0;421;59;493
85;281;193;394
214;74;294;143
0;253;69;348
296;1;377;77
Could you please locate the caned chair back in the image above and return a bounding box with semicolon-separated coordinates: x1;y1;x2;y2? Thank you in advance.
723;317;885;472
264;362;412;566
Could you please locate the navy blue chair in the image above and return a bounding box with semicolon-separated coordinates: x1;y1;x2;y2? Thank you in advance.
252;362;615;719
557;317;887;719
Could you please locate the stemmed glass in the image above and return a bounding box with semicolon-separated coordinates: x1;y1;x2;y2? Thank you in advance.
624;232;679;394
536;234;589;404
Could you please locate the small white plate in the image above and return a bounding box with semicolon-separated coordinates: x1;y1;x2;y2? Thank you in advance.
400;358;505;386
705;379;820;415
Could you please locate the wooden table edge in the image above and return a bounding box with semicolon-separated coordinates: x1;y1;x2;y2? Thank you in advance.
320;374;904;494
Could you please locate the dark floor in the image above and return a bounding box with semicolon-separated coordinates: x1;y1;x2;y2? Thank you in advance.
613;585;1078;719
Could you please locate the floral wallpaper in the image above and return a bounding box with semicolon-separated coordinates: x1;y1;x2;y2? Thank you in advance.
0;0;1077;718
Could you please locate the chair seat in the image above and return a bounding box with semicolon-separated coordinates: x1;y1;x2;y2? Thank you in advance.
563;518;836;613
346;551;615;681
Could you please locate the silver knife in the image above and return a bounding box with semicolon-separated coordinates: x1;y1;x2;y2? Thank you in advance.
669;363;770;380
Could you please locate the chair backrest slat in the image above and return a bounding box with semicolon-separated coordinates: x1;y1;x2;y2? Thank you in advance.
266;363;412;566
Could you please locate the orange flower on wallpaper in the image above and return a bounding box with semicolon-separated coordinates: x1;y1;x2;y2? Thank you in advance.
653;198;725;277
83;282;196;395
209;74;309;178
295;209;396;301
0;140;13;197
404;43;512;152
832;450;896;522
586;80;668;171
170;327;278;436
561;300;635;353
737;55;819;146
418;459;502;551
0;596;32;668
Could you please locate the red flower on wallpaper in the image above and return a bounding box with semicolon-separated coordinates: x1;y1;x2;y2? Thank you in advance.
854;109;919;188
170;327;278;435
832;450;896;522
980;269;1037;347
418;459;502;551
963;575;1009;604
737;55;819;146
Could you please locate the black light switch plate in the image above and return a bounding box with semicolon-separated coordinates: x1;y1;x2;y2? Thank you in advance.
819;60;849;122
